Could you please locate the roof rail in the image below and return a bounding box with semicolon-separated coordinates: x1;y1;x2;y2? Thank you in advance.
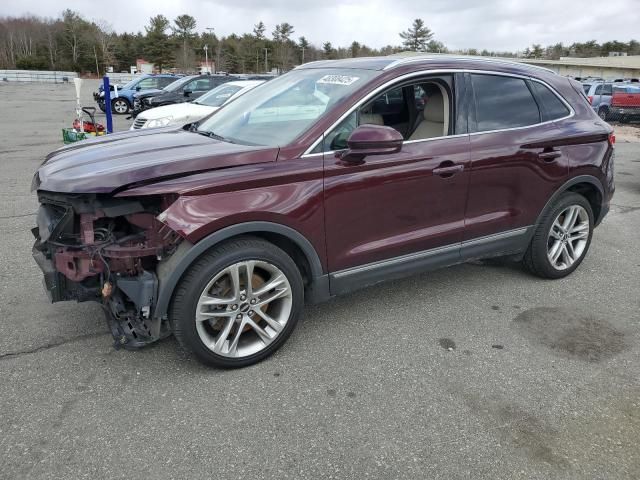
383;54;556;74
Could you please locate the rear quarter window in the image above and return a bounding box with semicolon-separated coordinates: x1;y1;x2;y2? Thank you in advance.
471;74;540;132
530;81;571;121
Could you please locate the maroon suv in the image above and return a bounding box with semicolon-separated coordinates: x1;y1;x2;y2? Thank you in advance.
32;56;615;367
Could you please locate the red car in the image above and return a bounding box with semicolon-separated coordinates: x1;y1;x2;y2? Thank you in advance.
32;56;615;367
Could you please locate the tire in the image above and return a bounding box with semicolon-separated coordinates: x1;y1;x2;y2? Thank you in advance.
597;107;608;121
523;192;594;279
111;98;130;114
170;237;304;368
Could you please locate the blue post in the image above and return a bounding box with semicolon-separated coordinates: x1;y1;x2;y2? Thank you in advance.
103;75;113;134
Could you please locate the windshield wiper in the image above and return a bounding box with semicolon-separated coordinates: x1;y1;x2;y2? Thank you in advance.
195;129;231;142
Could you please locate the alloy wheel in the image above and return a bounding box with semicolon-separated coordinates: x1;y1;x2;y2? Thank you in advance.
112;99;128;114
195;260;293;358
547;205;590;271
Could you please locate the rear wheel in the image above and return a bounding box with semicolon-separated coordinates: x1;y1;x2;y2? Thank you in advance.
597;107;608;121
111;98;130;114
523;192;594;279
171;237;304;368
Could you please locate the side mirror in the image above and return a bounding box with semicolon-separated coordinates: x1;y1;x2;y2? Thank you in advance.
337;124;403;163
183;89;192;97
135;85;141;91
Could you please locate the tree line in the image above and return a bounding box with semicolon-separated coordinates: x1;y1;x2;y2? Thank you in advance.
0;12;638;74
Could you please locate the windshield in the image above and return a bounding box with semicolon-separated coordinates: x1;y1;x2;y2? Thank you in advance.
121;79;138;90
197;68;378;146
164;76;195;92
195;84;244;107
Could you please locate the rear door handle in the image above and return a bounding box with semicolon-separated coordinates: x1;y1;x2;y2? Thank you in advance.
433;164;464;177
538;150;562;162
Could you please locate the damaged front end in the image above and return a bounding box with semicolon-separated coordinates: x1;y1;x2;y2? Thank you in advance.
32;191;182;349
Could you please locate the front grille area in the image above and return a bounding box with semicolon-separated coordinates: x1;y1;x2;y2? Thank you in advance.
132;118;147;129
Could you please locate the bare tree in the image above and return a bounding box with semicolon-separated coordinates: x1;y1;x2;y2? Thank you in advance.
93;19;116;72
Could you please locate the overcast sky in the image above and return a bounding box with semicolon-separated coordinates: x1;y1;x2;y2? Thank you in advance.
3;0;640;52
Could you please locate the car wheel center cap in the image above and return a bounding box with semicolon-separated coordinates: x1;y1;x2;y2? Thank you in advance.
239;303;250;313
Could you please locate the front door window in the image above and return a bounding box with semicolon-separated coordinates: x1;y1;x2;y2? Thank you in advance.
322;77;454;152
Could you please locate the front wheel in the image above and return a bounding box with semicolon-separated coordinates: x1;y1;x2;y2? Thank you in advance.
171;237;304;368
523;192;594;279
111;98;130;114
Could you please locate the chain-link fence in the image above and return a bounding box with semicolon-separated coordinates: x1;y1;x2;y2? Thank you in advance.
580;79;640;124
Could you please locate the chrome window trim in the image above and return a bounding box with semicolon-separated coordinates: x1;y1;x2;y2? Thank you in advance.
301;132;470;159
301;68;574;157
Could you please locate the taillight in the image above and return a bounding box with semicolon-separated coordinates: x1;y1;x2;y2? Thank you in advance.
587;95;593;104
608;133;616;147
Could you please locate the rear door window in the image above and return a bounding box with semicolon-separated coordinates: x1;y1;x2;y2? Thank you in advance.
471;74;540;132
530;81;570;121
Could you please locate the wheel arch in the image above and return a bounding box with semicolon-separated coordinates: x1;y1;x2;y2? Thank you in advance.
154;221;327;320
534;175;604;230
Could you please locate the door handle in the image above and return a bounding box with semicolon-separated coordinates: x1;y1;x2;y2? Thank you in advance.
433;164;464;177
538;150;562;162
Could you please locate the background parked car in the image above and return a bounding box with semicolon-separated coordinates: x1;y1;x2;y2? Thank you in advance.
582;81;614;120
610;83;640;122
130;80;265;130
93;74;180;114
132;74;235;116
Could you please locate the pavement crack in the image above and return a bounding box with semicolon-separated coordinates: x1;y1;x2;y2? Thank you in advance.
0;212;36;219
0;331;108;360
610;204;640;215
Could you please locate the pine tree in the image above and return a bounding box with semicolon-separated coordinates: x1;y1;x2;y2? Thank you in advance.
143;15;173;71
172;14;197;70
253;21;266;40
399;19;434;52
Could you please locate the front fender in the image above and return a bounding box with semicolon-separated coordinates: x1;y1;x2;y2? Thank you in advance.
153;221;327;320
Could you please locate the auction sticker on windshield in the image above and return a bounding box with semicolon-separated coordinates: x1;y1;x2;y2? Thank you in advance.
317;75;360;86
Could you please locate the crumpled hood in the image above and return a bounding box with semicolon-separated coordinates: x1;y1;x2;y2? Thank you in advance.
35;128;278;194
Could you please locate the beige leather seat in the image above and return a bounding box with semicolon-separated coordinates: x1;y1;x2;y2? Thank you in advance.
408;84;449;140
359;112;384;126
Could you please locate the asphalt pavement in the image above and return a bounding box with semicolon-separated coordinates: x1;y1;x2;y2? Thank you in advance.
0;80;639;479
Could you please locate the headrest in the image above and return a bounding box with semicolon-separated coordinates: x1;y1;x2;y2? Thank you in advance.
423;86;445;122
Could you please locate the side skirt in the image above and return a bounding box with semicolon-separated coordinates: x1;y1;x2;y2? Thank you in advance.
328;227;533;297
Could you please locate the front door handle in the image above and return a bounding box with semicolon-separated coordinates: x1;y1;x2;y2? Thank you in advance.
538;150;562;162
433;164;464;177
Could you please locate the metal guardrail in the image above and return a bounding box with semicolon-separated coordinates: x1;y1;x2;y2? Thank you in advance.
0;70;78;83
